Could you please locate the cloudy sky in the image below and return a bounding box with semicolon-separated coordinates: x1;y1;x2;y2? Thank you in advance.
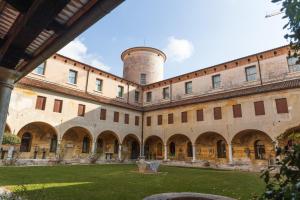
58;0;287;79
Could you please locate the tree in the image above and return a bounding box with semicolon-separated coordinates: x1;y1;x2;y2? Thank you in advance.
272;0;300;55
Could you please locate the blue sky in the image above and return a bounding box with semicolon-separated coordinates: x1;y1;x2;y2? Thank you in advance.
59;0;287;79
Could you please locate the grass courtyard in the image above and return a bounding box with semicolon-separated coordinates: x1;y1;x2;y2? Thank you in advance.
0;164;264;200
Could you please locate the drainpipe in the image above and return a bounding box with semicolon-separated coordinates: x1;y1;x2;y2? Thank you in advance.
256;55;263;86
140;87;144;158
127;83;129;104
85;68;90;93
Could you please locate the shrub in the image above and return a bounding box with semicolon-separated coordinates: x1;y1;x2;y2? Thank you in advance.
2;133;20;145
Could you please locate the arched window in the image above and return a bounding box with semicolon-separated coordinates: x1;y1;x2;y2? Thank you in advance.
157;143;163;156
82;136;90;153
114;139;119;154
20;132;32;152
217;140;226;158
187;142;193;157
97;138;103;153
49;135;57;153
169;142;175;156
254;140;265;160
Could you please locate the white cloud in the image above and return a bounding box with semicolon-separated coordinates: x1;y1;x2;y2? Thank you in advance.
165;36;194;62
58;38;111;71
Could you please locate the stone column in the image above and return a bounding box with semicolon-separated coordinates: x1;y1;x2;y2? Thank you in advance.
0;67;19;147
118;144;122;161
192;144;196;162
56;139;62;159
228;143;233;164
164;144;168;161
91;139;97;154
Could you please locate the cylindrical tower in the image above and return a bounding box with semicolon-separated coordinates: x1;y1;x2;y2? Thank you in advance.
121;47;166;85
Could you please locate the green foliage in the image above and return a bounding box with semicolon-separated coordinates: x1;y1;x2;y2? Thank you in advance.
272;0;300;54
259;144;300;199
1;133;20;145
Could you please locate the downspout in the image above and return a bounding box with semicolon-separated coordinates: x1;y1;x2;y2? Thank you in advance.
127;82;129;104
256;55;263;86
170;81;173;102
85;68;90;93
140;87;144;158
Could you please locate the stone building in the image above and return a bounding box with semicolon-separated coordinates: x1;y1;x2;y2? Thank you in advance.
2;45;300;168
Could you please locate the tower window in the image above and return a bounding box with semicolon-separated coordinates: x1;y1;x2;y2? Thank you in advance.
134;91;140;102
117;86;124;98
68;70;78;84
245;66;257;81
185;81;192;94
140;73;147;85
163;87;170;99
96;79;103;92
212;74;221;89
146;92;152;102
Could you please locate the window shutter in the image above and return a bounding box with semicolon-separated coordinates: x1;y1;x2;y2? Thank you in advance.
214;107;222;120
114;112;119;122
232;104;242;118
157;115;163;125
196;109;204;121
254;101;265;115
100;109;106;120
53;99;62;113
168;113;174;124
78;104;85;116
147;116;151;126
36;96;46;110
181;111;187;123
275;98;288;113
135;116;139;126
125;114;129;124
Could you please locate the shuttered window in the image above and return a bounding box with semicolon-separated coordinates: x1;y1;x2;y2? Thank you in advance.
147;116;151;126
181;111;188;123
78;104;85;117
157;115;163;125
196;109;204;121
275;98;289;114
135;116;139;126
168;113;174;124
35;96;46;110
232;104;242;118
214;107;222;120
125;114;129;124
254;101;265;116
53;99;63;113
100;108;106;120
114;112;119;122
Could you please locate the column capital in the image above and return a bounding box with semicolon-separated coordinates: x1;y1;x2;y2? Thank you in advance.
0;67;21;87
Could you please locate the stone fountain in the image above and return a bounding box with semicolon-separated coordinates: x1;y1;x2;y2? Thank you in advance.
136;159;160;174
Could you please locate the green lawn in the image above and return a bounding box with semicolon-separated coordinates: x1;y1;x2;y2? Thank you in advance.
0;164;264;200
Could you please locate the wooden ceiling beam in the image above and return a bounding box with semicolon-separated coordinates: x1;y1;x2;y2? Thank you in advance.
4;0;34;13
0;0;70;68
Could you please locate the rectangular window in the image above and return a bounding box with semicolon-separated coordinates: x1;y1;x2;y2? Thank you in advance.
146;92;152;102
140;73;147;85
78;104;85;117
168;113;174;124
35;96;46;110
34;63;45;75
114;112;119;122
146;116;151;126
196;109;204;121
68;70;78;84
163;87;170;99
53;99;63;113
134;91;140;103
254;101;265;116
212;74;221;89
96;79;103;92
181;111;188;123
117;86;124;98
214;107;222;120
245;66;257;81
185;81;192;94
287;57;300;72
275;98;289;114
124;114;129;124
100;108;106;120
232;104;242;118
157;115;163;125
135;116;139;126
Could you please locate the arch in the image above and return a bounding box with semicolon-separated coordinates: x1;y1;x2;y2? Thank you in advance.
61;126;93;160
195;132;228;162
144;135;164;160
166;134;192;161
4;123;11;134
277;125;300;149
96;130;120;160
17;122;58;159
231;129;274;164
122;134;141;160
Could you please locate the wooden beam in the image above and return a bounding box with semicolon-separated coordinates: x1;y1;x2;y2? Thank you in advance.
0;0;70;68
5;0;33;13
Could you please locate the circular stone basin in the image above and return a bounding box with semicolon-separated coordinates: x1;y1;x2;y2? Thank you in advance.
143;193;236;200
